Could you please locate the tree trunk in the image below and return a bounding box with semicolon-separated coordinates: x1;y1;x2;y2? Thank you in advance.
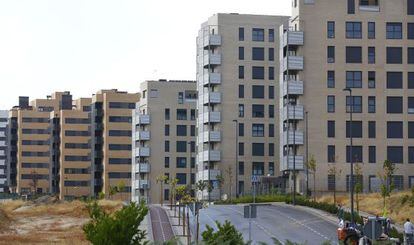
333;189;336;205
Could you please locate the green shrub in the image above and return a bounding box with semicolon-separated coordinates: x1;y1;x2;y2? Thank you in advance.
202;220;246;245
83;201;148;245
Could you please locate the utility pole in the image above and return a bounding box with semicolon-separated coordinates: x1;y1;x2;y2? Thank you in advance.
343;88;354;224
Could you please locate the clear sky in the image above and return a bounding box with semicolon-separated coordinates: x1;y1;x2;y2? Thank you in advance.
0;0;291;109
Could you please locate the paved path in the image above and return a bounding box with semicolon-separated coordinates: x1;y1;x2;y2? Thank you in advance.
149;205;174;242
199;204;338;244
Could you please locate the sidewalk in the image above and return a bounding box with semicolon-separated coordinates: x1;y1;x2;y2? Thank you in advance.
163;205;190;244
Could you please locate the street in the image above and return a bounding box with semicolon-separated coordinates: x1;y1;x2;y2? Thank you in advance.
198;204;338;244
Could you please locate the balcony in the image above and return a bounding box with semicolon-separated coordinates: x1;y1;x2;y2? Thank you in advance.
135;147;150;157
135;114;150;125
135;179;150;189
202;150;221;162
282;155;304;171
197;169;221;181
135;131;150;141
203;34;222;48
283;81;304;96
202;131;221;143
203;73;221;86
283;131;304;145
203;54;221;67
283;56;304;71
283;31;304;46
283;105;304;121
202;111;221;124
135;163;150;173
203;92;221;105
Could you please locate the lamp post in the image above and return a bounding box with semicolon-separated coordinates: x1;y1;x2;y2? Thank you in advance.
343;87;354;224
232;119;239;198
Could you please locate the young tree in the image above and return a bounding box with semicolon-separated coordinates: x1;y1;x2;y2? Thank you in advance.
169;178;178;211
109;186;118;200
327;162;342;205
202;220;245;245
196;180;207;200
225;166;233;201
354;163;363;214
117;180;126;200
156;174;169;206
216;174;224;201
378;160;396;216
29;170;39;197
307;155;317;201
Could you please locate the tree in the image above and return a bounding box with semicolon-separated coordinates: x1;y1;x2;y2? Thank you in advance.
354;163;363;214
327;161;342;205
116;180;126;201
378;160;396;216
109;186;118;200
307;155;317;201
216;174;224;201
29;170;39;196
169;178;178;210
202;220;245;245
156;175;169;206
176;185;188;202
83;201;148;245
225;166;233;200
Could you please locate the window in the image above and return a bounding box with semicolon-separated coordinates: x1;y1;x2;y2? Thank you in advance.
327;21;335;38
176;141;187;152
252;124;264;137
409;147;414;163
346;96;362;113
387;122;403;138
368;96;376;113
269;162;275;176
348;0;355;14
269;48;274;61
328;175;336;191
109;130;132;137
108;144;132;151
408;122;414;138
346;46;362;63
108;116;132;123
239;47;244;60
239;104;244;117
239;27;244;41
386;23;402;39
408;48;414;64
239;142;244;156
368;121;376;138
239;123;244;137
269;86;274;99
269;143;274;156
191;109;196;120
392;176;404;190
269;29;274;42
269;67;275;80
368;71;376;88
368;47;375;64
176;157;187;168
387;97;403;114
165;125;170;136
239;66;244;79
409;97;414;114
239;162;244;175
252;143;265;156
346;175;363;192
252;28;264;41
165;141;170;152
269;124;275;137
252;104;264;118
176;109;187;120
387;72;403;89
409;23;414;39
252;66;264;79
165;108;170;120
327;46;335;63
178;92;184;104
409;73;414;89
327;96;335;113
252;47;264;60
328;145;336;163
346;146;363;162
164;157;169;168
387;47;403;64
387;146;403;163
368;22;375;39
346;22;362;39
369;146;376;163
65;130;90;137
176;125;187;136
176;173;187;185
346;121;363;138
346;71;362;88
252;162;264;176
239;85;244;98
327;71;335;88
252;85;264;98
109;102;135;109
327;121;335;138
409;0;414;15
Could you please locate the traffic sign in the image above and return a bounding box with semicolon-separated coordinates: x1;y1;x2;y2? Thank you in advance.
251;175;260;183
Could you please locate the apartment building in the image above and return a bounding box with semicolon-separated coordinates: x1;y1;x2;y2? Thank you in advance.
0;110;7;193
280;0;414;194
196;14;289;200
132;80;197;203
90;90;139;201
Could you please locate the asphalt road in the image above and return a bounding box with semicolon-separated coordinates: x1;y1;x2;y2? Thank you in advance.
198;204;338;245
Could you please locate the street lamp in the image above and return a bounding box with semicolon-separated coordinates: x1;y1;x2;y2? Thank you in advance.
343;87;355;224
233;119;239;198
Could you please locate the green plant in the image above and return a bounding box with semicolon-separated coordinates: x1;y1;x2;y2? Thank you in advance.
216;174;224;201
354;163;363;214
109;185;118;200
117;180;126;200
327;162;341;205
83;201;149;245
378;160;396;216
202;220;245;245
307;155;317;201
156;175;169;205
98;192;105;200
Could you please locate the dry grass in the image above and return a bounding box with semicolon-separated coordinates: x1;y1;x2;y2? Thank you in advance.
318;191;414;224
0;199;123;244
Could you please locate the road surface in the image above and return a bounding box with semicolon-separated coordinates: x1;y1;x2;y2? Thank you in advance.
198;204;338;244
149;206;174;242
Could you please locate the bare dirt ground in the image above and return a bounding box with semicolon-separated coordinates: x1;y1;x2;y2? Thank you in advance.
0;198;123;244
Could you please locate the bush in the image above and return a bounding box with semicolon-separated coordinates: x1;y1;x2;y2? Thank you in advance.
83;201;148;245
216;194;287;205
202;220;245;245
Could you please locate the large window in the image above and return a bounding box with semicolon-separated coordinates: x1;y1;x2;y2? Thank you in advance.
252;162;264;175
252;124;265;137
327;71;335;88
327;120;335;138
327;46;335;63
368;47;375;64
176;173;187;185
387;97;403;114
328;175;336;191
348;0;355;14
252;47;264;60
346;46;362;63
368;121;376;138
387;146;403;164
368;96;376;113
252;105;265;118
176;125;187;136
252;66;265;79
387;72;403;89
252;28;264;41
176;157;187;168
346;121;363;138
176;109;187;120
176;141;187;152
346;146;363;162
239;47;244;60
252;143;265;156
346;96;362;113
327;96;335;113
328;145;336;163
252;85;264;99
327;21;335;38
368;22;375;39
386;23;403;39
346;22;362;38
409;0;414;15
387;121;403;138
387;47;403;64
346;71;362;88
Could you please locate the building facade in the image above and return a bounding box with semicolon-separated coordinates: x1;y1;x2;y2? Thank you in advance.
0;110;8;193
196;14;289;200
132;80;197;203
280;0;414;194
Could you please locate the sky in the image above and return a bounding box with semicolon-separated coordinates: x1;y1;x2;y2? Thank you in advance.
0;0;291;109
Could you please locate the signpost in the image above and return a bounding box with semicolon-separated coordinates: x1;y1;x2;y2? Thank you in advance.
244;205;257;242
251;175;259;203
